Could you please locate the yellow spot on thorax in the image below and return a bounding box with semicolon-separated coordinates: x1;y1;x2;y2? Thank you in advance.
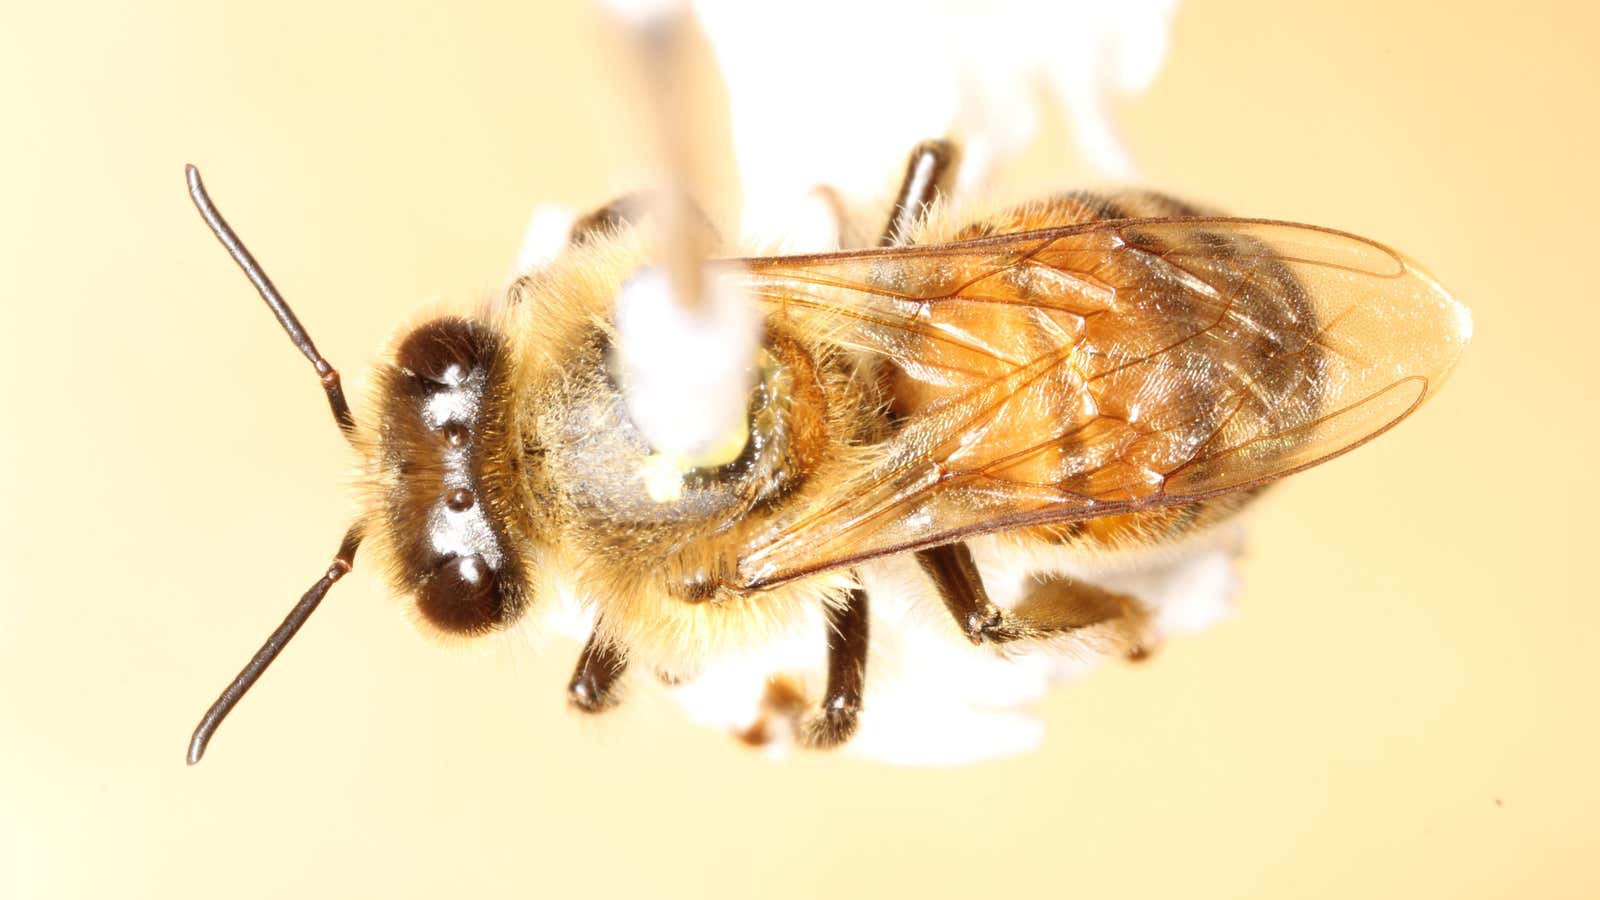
640;419;751;503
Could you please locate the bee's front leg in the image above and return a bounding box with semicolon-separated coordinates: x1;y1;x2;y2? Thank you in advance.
567;629;627;713
801;588;870;748
919;544;1150;658
568;191;717;246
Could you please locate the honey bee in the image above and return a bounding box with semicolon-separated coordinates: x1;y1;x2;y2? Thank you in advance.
183;140;1469;763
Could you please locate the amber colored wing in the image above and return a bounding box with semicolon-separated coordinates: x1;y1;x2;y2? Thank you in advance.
720;218;1470;589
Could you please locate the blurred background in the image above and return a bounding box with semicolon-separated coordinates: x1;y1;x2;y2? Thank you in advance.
1;1;1595;897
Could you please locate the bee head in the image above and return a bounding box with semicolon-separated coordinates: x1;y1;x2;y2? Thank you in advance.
369;316;533;637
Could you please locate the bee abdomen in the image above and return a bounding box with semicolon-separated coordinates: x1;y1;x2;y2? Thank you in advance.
939;190;1315;554
950;189;1211;241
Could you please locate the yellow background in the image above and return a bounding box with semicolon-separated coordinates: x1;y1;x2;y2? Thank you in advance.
2;1;1595;897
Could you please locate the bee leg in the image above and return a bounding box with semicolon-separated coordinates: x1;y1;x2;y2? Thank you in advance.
569;192;653;244
802;587;871;748
568;191;718;246
918;544;1148;656
879;139;960;247
567;629;627;713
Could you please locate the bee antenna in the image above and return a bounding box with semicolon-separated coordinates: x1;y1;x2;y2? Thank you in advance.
185;164;356;438
187;525;363;765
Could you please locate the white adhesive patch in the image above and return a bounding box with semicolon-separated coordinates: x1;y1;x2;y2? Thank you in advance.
612;265;762;461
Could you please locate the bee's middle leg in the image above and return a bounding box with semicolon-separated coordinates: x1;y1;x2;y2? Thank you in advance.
567;628;627;713
801;587;870;748
879;139;959;247
918;543;1148;657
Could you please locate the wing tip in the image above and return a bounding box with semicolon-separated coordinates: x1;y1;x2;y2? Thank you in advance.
1399;253;1473;344
1395;255;1472;402
1451;296;1475;345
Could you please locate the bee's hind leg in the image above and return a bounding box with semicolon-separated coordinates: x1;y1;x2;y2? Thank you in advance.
567;629;628;713
801;587;870;748
919;543;1150;659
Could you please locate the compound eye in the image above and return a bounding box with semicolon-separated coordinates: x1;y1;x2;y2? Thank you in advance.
397;318;487;387
417;554;517;635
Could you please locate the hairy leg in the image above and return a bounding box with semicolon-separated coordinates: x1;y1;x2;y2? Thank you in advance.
878;138;959;247
919;543;1149;658
802;589;871;748
567;629;627;713
568;191;717;246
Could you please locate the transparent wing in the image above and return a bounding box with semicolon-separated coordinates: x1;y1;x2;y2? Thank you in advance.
720;218;1470;589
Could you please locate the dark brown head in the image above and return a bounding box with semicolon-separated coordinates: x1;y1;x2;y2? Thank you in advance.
181;166;537;764
372;316;532;637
